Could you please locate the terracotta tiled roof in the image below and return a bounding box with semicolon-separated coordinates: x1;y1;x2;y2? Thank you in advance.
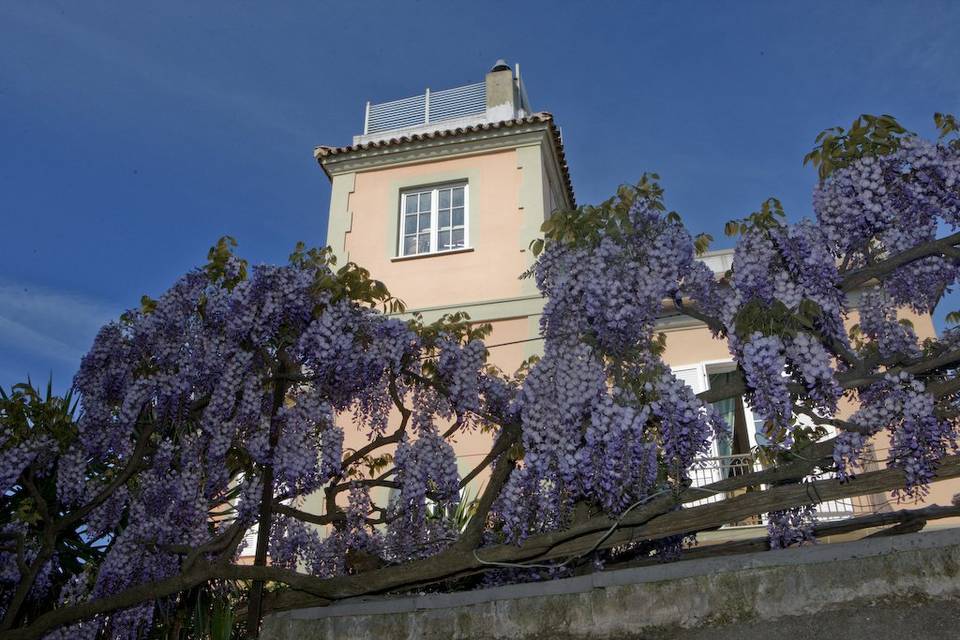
314;112;575;207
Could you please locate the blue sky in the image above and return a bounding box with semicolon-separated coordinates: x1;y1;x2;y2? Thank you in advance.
2;1;959;391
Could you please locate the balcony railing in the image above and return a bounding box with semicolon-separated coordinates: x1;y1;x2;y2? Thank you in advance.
364;81;487;135
689;453;861;525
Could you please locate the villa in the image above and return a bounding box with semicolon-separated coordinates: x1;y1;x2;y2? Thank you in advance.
306;61;958;534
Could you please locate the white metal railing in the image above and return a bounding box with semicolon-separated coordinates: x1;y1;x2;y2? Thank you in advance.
689;454;762;508
240;523;258;557
688;453;860;525
364;82;487;135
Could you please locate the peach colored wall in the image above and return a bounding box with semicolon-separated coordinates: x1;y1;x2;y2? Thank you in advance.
343;149;528;311
661;325;731;368
482;316;535;376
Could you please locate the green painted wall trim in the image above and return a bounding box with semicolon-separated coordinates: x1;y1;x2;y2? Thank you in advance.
392;293;545;324
515;145;544;297
326;172;356;266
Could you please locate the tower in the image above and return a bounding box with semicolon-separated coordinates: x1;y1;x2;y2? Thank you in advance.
315;61;574;374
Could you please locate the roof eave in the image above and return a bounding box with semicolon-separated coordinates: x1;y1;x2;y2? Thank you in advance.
313;113;575;207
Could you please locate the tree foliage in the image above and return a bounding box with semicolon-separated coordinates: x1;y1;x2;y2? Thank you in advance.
3;113;960;639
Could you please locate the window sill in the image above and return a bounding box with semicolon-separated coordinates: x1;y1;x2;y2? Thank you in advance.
391;247;474;262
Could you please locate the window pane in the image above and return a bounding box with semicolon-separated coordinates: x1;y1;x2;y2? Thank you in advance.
452;207;465;227
405;194;418;214
404;214;417;234
438;230;451;251
452;228;465;248
419;192;432;212
419;212;431;231
417;232;431;253
439;189;451;208
452;187;464;207
438;210;451;228
403;235;417;255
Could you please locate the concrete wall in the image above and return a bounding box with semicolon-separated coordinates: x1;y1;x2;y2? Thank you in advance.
262;528;960;640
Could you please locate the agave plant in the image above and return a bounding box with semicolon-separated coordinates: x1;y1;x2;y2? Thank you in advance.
425;486;482;534
150;580;244;640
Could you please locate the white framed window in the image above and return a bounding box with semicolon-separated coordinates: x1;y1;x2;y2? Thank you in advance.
398;183;469;257
671;360;766;456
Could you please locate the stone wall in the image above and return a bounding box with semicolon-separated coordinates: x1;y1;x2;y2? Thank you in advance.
262;528;960;640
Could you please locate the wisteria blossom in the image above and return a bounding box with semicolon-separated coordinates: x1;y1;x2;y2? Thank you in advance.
2;115;960;638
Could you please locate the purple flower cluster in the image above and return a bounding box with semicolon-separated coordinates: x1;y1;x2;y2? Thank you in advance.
283;484;386;579
478;373;523;426
650;372;718;477
269;515;321;571
814;136;960;313
0;523;28;618
577;394;657;514
436;338;485;415
690;220;849;450
492;466;567;544
520;341;606;486
857;288;921;360
272;389;341;495
385;429;460;560
767;504;817;549
34;247;466;630
833;372;958;499
40;570;101;640
739;332;792;441
785;332;842;413
82;436;210;637
770;221;846;342
681;261;733;328
731;231;779;305
495;193;725;543
723;222;848;428
534;200;695;357
0;438;44;495
886;375;959;500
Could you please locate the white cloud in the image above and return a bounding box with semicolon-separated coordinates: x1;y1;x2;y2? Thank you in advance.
0;315;82;364
0;281;118;365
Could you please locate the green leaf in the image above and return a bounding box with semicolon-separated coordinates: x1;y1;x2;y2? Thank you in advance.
805;114;912;181
934;112;960;140
16;498;42;525
693;233;713;256
210;599;234;640
139;295;158;315
205;235;248;289
535;174;675;250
